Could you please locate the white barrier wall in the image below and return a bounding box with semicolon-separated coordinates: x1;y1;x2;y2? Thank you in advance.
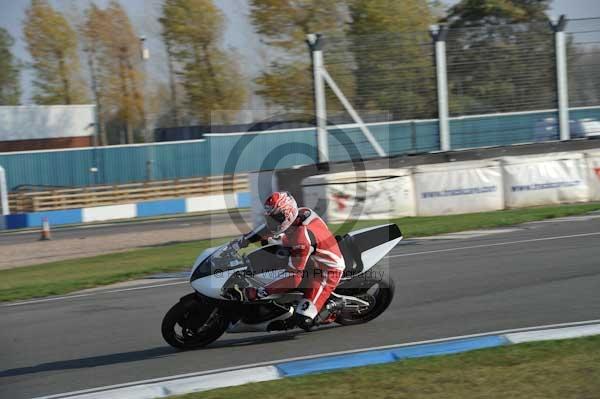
502;152;589;208
302;169;415;223
585;150;600;201
82;204;137;223
414;160;504;216
186;194;237;213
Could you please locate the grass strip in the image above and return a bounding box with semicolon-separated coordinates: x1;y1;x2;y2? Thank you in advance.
1;202;600;302
170;335;600;399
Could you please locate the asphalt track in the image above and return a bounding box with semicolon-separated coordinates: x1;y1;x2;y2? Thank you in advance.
2;216;600;399
0;211;251;247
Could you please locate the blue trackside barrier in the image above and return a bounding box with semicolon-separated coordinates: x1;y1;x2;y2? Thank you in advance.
236;192;252;208
0;191;250;230
4;209;83;229
136;198;187;218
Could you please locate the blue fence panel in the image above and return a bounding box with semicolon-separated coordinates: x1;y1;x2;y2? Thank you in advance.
99;141;211;184
450;110;559;149
0;148;96;189
329;120;440;161
207;130;317;174
571;107;600;120
1;107;599;190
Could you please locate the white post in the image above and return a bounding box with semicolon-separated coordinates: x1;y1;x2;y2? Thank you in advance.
553;16;570;141
307;34;329;163
0;166;8;216
432;25;451;152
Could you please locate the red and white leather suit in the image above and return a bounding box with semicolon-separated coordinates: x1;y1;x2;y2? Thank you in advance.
263;208;346;319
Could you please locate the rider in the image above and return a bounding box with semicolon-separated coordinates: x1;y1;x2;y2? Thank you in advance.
229;191;346;329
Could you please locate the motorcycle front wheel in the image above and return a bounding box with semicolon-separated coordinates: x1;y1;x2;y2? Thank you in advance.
161;294;229;350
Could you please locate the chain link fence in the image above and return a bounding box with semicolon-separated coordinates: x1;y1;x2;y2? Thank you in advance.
567;18;600;109
318;18;600;156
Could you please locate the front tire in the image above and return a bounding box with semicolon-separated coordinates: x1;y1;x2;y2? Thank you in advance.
334;278;395;326
161;294;228;350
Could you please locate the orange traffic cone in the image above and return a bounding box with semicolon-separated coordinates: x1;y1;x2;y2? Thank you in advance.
40;217;51;241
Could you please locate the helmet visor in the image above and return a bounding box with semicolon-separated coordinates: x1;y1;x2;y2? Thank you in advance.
265;211;286;234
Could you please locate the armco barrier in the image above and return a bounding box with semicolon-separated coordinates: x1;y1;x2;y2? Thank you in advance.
414;160;504;216
585;149;600;201
1;191;250;230
502;152;589;208
297;149;599;223
302;169;416;223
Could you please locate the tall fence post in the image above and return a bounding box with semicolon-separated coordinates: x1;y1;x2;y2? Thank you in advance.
307;34;329;163
431;25;451;152
552;15;570;141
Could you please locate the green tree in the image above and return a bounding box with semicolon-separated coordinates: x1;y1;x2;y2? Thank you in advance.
443;0;554;115
445;0;549;27
347;0;436;119
0;28;21;105
160;0;246;124
82;1;146;144
250;0;351;116
23;0;87;105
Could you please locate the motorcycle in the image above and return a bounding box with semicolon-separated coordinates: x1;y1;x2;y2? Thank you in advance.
161;223;402;349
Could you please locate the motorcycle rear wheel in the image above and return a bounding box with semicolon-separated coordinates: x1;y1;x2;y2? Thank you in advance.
334;278;395;326
161;294;228;350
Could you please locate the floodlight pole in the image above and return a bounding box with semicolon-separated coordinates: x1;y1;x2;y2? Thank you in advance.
551;15;570;141
307;34;329;163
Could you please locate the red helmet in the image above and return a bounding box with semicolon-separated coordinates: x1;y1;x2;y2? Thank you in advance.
263;192;298;234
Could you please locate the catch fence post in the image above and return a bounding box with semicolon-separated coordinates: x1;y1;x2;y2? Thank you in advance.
551;15;570;141
307;33;329;163
431;25;451;152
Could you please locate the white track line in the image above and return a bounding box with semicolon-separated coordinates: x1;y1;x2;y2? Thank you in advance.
5;231;600;308
33;318;600;399
388;231;600;258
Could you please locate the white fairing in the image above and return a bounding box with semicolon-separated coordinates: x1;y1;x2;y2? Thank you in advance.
358;237;402;272
190;246;220;275
191;267;246;299
346;224;403;275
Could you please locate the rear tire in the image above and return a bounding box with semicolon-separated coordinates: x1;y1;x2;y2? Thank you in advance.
161;294;228;350
334;278;395;326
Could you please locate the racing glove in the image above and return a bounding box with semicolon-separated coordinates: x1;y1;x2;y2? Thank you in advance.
228;236;249;252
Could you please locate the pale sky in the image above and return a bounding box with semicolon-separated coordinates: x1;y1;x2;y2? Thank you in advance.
1;0;599;104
